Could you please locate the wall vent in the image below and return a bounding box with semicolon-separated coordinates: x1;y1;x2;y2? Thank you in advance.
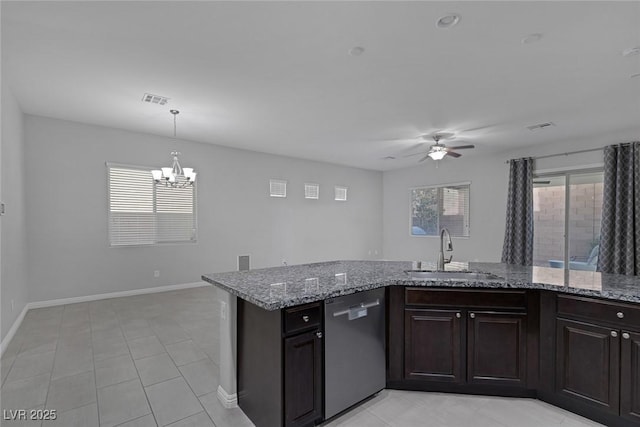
334;186;348;201
526;122;555;131
142;93;170;105
305;183;320;199
270;179;287;198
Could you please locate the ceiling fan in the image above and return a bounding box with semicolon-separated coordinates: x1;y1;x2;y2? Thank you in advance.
405;133;475;162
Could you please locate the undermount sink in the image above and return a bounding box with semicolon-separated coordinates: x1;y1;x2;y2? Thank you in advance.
404;270;502;281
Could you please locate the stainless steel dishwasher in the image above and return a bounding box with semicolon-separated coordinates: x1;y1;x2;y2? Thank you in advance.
324;288;386;419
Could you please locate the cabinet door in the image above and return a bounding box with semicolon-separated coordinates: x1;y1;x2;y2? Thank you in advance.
556;318;620;414
621;330;640;422
467;311;527;387
284;330;322;427
404;309;463;383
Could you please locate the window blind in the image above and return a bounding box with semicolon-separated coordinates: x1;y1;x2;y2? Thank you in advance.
108;165;196;246
410;183;470;237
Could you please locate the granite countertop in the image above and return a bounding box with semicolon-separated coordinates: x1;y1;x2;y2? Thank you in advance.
201;260;640;310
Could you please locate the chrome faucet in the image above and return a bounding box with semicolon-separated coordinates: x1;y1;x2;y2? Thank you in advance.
437;228;453;271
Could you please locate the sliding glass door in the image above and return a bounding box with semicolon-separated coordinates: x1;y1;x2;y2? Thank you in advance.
533;170;603;271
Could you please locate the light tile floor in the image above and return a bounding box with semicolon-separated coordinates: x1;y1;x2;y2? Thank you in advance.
1;287;603;427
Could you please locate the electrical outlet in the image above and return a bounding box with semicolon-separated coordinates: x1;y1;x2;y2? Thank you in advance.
220;301;227;320
154;270;160;278
282;259;288;266
238;255;250;271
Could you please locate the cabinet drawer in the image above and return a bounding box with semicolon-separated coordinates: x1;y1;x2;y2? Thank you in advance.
557;295;640;329
283;302;321;335
405;288;526;310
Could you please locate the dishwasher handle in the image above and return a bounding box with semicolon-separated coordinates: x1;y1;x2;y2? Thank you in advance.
332;299;380;318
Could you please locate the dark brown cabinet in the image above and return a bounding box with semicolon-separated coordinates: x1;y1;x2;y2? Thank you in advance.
552;294;640;426
391;288;534;395
621;331;640;422
467;311;527;387
404;309;463;383
238;300;323;427
284;330;323;427
555;318;620;414
404;308;526;386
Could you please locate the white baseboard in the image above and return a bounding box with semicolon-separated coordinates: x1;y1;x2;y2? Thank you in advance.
0;281;210;357
0;304;29;357
217;385;238;408
27;281;210;309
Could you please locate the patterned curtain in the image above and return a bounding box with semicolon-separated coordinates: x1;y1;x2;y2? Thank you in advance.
598;142;640;275
501;158;534;265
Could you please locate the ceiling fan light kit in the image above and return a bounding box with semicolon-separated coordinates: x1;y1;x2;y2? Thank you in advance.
399;132;476;164
428;148;447;160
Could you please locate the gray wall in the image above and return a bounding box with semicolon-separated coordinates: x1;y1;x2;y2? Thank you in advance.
25;115;383;302
382;130;638;263
1;83;28;341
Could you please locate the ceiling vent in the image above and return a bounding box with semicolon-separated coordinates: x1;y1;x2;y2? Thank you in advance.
526;122;555;131
142;93;170;105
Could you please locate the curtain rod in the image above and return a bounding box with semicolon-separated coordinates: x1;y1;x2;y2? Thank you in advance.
504;147;604;164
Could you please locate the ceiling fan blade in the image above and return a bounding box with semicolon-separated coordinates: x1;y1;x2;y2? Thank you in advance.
447;144;475;150
418;154;430;162
446;151;462;158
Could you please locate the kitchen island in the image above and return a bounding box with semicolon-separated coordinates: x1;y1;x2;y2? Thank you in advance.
202;260;640;427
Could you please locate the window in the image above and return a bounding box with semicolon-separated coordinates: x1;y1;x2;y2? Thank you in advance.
410;183;470;237
108;164;196;246
533;169;603;270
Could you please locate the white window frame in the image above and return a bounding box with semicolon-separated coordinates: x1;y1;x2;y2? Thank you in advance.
107;162;198;247
409;181;471;238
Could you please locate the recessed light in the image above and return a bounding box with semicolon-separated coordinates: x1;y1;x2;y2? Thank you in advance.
622;47;640;57
349;46;365;56
521;33;543;44
436;14;461;29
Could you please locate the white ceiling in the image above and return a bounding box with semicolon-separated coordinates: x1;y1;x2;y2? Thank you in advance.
3;1;640;171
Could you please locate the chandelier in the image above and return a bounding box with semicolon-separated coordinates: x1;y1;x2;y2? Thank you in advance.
151;110;196;188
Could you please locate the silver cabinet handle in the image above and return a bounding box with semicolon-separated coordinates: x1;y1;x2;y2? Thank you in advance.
302;315;310;322
470;313;475;319
617;312;625;319
316;331;323;339
611;331;618;338
623;332;631;340
456;312;461;318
